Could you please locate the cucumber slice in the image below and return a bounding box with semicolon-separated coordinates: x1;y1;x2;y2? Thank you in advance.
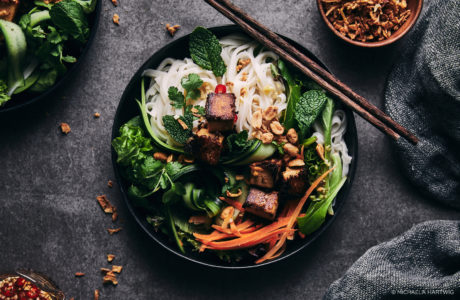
182;182;198;211
233;143;277;166
137;78;185;154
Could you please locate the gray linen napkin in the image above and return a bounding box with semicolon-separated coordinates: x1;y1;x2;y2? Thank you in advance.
384;0;460;208
324;220;460;299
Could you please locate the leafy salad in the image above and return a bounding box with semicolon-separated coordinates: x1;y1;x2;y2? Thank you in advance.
0;0;97;107
113;27;351;264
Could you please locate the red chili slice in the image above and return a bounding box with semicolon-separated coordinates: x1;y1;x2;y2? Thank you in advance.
15;277;26;287
214;84;226;94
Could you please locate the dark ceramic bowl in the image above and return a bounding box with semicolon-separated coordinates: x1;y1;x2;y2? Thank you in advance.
0;0;102;114
111;25;358;269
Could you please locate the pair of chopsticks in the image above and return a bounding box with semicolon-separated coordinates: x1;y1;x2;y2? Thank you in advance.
204;0;419;145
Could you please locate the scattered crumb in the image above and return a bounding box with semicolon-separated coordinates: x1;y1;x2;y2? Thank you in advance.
94;289;100;300
107;254;115;262
103;271;118;285
96;195;116;214
100;267;111;273
112;211;118;222
113;13;119;25
107;180;113;188
111;265;123;274
60;123;71;134
166;23;180;36
107;228;122;235
75;272;85;277
111;0;117;6
94;112;100;118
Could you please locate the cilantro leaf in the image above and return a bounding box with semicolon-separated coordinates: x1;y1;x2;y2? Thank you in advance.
162;114;193;144
294;90;328;138
168;86;185;108
189;27;226;77
181;73;203;101
226;130;255;154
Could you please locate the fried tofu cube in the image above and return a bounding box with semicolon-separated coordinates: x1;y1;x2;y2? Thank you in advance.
244;188;279;221
0;0;19;22
185;127;224;165
205;92;236;132
249;159;283;189
282;167;308;196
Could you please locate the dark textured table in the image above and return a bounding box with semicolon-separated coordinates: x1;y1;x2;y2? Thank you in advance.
0;0;457;299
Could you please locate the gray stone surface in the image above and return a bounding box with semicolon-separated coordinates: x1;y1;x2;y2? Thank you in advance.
0;0;457;299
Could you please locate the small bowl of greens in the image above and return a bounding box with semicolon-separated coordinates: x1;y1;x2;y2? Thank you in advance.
111;25;358;268
0;0;101;113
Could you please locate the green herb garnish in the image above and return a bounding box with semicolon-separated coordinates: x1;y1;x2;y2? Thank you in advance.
189;27;226;77
294;90;329;138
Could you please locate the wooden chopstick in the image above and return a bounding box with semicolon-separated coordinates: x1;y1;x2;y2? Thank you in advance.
204;0;419;144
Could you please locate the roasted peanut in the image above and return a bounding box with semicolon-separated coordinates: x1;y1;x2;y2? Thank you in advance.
260;132;274;144
154;152;168;161
263;106;278;121
286;128;298;144
288;158;306;167
251;109;263;129
283;143;299;157
270;121;284;135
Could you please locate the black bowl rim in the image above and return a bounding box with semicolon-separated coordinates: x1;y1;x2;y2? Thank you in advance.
0;0;102;114
111;25;358;269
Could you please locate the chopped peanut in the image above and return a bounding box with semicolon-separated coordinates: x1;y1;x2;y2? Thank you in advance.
112;14;119;25
260;132;274;144
283;143;299;157
270;121;284;135
262;106;278;121
60;122;71;134
166;23;180;36
286;128;298;144
251;109;263;129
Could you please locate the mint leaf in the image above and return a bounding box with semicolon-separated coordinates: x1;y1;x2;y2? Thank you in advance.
181;73;203;101
294;90;328;138
50;0;89;43
168;86;185;108
189;27;226;77
162;114;193;144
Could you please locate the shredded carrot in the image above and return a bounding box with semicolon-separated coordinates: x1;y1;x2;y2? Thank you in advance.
203;228;295;251
211;224;233;234
298;232;306;239
230;220;242;237
255;167;335;264
199;244;207;252
220;197;245;212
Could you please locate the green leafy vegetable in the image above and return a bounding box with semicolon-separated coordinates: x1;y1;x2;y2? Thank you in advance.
189;26;226;77
226;130;255;154
168;86;185;109
278;60;301;129
0;80;11;106
181;73;203;101
50;0;89;43
162;113;193;144
0;19;27;95
167;73;203;109
320;97;334;161
297;177;346;235
294;90;328;138
74;0;98;14
29;68;58;92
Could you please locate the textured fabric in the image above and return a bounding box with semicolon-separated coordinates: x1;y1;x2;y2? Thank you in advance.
324;221;460;300
384;0;460;209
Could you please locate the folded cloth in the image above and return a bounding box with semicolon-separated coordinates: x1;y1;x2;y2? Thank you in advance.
324;220;460;300
384;0;460;209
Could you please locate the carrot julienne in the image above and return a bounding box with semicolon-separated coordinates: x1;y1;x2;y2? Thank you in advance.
255;167;335;264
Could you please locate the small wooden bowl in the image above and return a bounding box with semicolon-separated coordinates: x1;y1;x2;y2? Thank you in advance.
317;0;423;47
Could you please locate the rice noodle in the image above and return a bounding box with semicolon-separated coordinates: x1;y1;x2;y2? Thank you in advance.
142;34;351;175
